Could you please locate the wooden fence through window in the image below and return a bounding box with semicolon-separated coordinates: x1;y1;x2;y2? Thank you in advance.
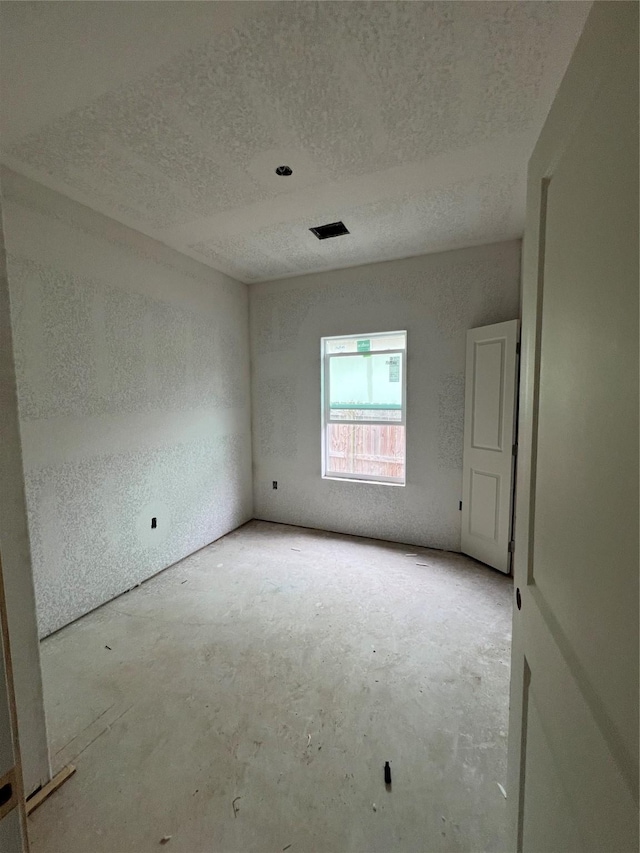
326;423;405;479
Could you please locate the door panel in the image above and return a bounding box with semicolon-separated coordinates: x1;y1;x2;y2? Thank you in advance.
507;4;639;851
471;339;505;450
521;695;584;853
469;470;499;540
518;589;637;852
461;320;519;572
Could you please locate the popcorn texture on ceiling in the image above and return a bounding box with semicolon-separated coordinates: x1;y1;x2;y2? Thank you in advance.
0;1;590;283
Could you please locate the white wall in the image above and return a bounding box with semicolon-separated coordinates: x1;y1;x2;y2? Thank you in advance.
2;168;253;639
0;186;49;796
250;241;521;550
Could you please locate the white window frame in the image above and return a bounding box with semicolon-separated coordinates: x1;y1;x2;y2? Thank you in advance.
321;331;407;485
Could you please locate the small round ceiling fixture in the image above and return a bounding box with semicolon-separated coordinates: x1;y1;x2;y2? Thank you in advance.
275;165;293;176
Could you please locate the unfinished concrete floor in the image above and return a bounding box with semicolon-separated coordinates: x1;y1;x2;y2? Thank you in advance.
30;520;512;853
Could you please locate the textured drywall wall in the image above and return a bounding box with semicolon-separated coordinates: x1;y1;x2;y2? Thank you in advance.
0;187;49;795
2;169;252;638
250;241;521;550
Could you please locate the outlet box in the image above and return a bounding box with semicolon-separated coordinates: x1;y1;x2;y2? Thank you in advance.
151;517;157;529
272;481;278;490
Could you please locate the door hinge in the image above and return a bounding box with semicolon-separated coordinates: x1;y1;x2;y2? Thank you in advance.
459;500;462;511
508;540;515;553
516;342;521;355
512;444;518;456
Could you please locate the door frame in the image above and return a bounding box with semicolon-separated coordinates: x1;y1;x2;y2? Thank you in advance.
0;551;29;851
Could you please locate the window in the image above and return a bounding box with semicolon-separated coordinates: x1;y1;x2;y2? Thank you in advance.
322;331;407;485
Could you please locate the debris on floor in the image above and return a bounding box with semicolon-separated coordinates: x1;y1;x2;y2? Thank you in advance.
282;845;292;851
384;761;392;786
159;836;171;845
416;563;429;567
497;782;507;799
35;520;513;853
291;547;301;551
404;553;418;557
105;645;112;650
232;796;241;817
307;734;312;746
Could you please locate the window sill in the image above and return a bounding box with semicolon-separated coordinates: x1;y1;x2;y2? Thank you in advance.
322;475;406;487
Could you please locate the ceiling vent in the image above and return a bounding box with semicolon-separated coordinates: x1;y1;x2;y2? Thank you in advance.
310;221;350;240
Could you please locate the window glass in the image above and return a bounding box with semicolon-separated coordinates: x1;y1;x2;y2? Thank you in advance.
322;331;406;484
328;352;403;422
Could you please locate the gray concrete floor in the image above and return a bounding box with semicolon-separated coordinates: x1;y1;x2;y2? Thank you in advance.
29;520;512;853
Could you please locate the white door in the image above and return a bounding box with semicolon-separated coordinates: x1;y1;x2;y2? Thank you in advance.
461;320;519;573
507;4;638;852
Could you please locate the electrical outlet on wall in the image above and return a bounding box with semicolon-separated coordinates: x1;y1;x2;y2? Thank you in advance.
136;504;169;547
272;481;278;490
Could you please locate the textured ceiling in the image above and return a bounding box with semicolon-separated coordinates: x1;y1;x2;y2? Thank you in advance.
0;1;590;283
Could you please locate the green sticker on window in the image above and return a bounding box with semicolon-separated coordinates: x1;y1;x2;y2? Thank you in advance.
388;355;400;382
356;339;371;352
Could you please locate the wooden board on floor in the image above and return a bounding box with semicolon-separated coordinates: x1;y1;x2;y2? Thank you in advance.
26;766;75;816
